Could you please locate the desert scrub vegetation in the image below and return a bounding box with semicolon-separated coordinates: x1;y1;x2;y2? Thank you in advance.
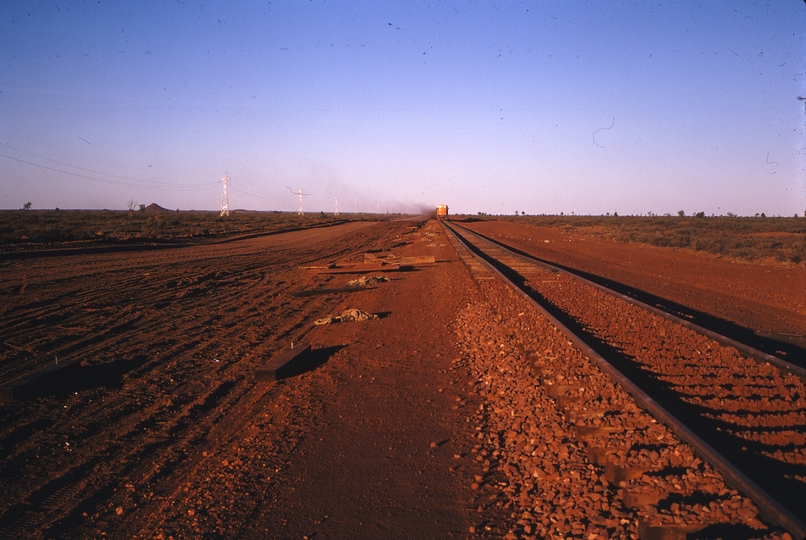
499;215;806;264
0;208;378;252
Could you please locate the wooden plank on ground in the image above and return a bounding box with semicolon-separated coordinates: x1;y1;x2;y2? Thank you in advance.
364;253;436;265
255;344;312;382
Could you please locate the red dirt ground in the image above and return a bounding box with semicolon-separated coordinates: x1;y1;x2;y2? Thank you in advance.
1;218;803;538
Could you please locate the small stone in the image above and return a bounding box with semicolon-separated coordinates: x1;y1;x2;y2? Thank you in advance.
746;517;765;529
115;506;124;516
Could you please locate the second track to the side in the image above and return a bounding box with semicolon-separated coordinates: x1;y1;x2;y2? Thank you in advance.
442;219;806;538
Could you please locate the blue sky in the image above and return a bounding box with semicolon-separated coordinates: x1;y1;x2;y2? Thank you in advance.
1;1;805;216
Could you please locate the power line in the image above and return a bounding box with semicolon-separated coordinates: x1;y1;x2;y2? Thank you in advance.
229;183;274;200
1;152;220;191
0;154;218;189
1;143;216;189
0;129;158;173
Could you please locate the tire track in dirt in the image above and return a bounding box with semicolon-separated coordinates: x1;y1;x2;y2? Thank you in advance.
0;221;411;539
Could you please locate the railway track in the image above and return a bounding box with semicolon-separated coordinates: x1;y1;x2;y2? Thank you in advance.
442;220;806;539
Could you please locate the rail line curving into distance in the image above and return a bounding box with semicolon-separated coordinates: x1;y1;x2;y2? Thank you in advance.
441;219;806;539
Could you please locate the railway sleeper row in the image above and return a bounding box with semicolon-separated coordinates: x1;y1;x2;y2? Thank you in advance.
444;221;804;539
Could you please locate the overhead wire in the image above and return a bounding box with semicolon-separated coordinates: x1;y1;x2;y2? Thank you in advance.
1;143;217;190
229;183;275;200
0;128;156;173
1;131;293;201
1;152;220;191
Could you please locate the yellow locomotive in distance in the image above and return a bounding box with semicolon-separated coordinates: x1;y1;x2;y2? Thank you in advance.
435;204;449;220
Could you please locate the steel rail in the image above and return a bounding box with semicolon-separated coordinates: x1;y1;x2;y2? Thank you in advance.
440;220;806;539
449;221;806;382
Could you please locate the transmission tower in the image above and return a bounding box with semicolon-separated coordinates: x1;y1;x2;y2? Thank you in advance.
220;174;230;217
287;186;311;215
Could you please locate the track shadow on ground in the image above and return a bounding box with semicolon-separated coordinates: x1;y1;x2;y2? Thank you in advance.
14;355;150;400
527;276;806;521
278;344;346;380
689;522;787;540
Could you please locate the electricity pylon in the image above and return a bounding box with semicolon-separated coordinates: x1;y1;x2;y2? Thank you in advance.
220;174;230;217
287;186;311;215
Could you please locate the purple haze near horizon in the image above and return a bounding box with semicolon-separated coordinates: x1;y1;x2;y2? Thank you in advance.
1;1;805;216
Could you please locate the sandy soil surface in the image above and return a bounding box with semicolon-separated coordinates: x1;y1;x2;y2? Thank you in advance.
1;218;803;539
462;220;806;339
